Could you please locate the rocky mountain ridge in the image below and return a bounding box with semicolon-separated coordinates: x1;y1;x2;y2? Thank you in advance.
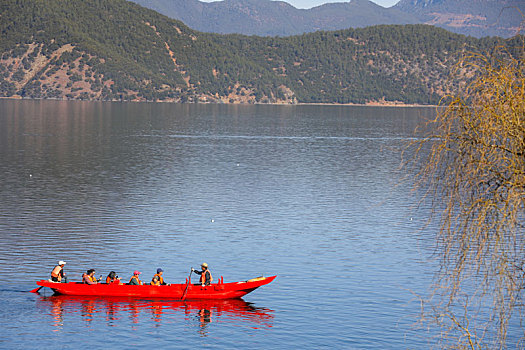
131;0;524;38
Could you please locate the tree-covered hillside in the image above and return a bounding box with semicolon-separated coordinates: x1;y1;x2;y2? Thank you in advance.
131;0;523;38
0;0;521;104
130;0;417;37
395;0;524;39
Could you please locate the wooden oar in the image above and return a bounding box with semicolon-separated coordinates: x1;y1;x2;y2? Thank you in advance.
181;268;193;301
30;286;43;293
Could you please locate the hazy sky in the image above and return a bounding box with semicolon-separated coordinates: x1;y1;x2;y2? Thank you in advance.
200;0;401;9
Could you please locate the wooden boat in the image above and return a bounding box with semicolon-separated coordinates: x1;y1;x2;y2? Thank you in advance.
35;275;276;299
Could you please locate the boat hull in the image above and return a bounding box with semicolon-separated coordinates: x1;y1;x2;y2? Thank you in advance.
35;276;276;299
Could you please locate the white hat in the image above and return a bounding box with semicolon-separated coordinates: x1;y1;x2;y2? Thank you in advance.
58;260;66;265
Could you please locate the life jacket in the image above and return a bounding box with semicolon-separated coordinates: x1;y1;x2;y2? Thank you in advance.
51;265;63;282
129;275;142;285
82;273;96;284
150;273;164;286
106;276;121;284
200;269;213;285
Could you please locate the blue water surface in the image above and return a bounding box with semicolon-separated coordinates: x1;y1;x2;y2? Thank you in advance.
0;100;438;349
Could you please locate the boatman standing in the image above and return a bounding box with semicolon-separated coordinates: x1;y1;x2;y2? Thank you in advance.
192;263;213;287
50;261;68;283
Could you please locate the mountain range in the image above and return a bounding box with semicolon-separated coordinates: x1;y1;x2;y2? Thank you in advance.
130;0;524;38
0;0;522;105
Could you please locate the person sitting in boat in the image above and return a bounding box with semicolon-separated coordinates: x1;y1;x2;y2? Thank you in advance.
106;271;121;284
128;271;143;285
192;263;213;286
150;268;167;286
82;269;98;284
50;260;68;283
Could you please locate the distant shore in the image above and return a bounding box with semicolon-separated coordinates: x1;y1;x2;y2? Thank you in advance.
0;96;438;108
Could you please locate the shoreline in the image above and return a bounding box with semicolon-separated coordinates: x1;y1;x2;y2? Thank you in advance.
0;96;439;108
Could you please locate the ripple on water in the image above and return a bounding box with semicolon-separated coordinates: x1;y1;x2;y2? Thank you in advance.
0;101;440;349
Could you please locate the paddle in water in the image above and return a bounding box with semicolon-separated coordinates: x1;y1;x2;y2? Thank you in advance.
29;286;43;293
181;268;193;300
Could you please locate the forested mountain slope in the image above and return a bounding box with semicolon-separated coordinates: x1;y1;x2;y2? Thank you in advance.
131;0;417;37
132;0;524;38
395;0;524;39
0;0;521;104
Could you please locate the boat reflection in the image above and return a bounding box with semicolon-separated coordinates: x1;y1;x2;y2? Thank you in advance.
37;295;274;333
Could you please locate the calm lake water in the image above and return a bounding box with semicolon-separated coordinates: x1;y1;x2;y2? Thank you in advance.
1;100;439;349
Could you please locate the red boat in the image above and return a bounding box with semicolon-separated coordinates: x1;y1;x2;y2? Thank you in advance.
35;275;276;299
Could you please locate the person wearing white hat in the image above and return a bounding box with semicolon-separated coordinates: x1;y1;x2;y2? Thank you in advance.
192;263;213;287
50;261;68;283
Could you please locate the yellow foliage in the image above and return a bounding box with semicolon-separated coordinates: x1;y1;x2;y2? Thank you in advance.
409;43;525;349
